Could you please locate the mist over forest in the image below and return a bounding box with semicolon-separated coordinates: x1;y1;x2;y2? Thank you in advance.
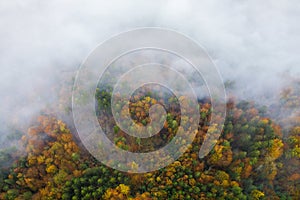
0;1;299;199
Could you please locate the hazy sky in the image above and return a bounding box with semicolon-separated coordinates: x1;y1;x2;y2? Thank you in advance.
0;0;300;142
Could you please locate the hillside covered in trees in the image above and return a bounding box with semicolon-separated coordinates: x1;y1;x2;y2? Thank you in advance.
0;81;299;200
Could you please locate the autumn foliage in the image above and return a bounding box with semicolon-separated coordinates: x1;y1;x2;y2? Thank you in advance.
0;85;299;199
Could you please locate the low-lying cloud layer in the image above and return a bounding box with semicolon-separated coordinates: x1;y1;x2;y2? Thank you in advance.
0;0;300;146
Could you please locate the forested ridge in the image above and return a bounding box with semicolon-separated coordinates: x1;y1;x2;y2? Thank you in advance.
0;83;299;200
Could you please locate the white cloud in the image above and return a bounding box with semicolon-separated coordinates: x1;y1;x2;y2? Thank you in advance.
0;0;299;142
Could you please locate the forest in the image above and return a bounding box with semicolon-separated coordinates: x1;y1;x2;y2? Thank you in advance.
0;80;299;200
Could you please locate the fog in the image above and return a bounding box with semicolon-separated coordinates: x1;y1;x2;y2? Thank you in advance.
0;0;300;147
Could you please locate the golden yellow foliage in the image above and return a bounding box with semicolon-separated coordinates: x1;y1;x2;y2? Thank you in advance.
46;164;57;174
250;189;265;200
118;184;130;195
268;138;284;160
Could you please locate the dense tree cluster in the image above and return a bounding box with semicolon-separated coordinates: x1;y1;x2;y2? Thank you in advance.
0;116;85;199
0;85;299;199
